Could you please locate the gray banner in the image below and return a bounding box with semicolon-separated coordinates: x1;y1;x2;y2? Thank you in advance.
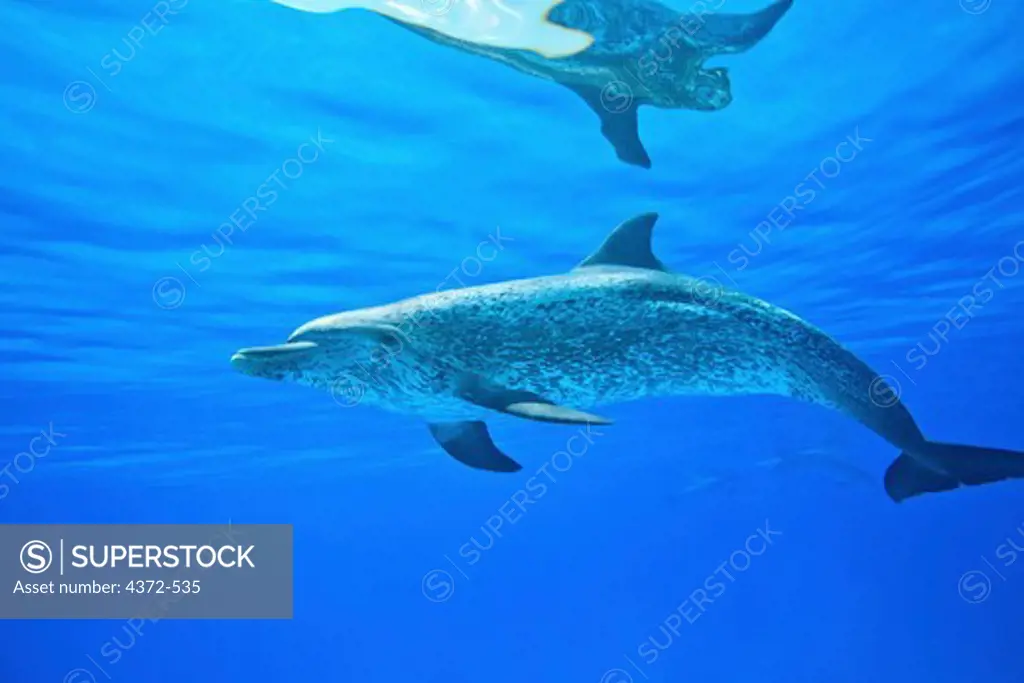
0;524;292;619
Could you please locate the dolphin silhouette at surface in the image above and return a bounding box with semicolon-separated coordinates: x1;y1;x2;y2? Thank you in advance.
230;213;1024;502
382;0;795;168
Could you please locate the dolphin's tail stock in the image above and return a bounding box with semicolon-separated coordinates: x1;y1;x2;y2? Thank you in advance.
884;441;1024;502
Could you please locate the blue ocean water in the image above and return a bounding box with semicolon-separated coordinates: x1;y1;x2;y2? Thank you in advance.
2;0;1023;680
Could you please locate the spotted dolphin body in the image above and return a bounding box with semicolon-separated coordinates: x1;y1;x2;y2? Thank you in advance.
231;214;1024;502
385;0;794;168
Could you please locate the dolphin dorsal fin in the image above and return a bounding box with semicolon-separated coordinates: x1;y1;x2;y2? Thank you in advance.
576;212;668;271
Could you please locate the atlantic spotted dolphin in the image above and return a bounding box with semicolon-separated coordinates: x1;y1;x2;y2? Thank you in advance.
230;213;1024;502
383;0;795;168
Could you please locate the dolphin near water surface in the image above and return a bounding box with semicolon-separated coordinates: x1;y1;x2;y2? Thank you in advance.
386;0;795;168
275;0;795;168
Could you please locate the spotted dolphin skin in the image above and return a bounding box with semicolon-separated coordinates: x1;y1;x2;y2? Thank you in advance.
385;0;795;168
231;213;1024;502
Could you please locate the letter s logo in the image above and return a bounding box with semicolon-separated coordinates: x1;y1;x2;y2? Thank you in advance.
20;540;53;574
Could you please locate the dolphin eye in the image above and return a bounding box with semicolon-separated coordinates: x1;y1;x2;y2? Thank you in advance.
696;85;716;102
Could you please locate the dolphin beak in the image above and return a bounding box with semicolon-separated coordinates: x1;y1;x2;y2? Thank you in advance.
230;341;319;376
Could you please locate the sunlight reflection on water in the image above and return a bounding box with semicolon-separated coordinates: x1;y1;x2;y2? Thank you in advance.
272;0;595;57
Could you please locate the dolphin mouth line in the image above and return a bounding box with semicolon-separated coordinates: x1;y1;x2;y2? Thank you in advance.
230;341;319;367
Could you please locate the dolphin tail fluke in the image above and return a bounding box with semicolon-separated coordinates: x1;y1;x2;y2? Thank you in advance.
884;442;1024;502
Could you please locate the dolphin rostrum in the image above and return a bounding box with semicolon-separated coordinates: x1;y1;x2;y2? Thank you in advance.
231;213;1024;502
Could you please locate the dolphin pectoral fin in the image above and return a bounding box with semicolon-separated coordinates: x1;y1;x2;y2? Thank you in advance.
565;83;651;169
457;374;613;425
429;422;522;473
504;402;613;426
